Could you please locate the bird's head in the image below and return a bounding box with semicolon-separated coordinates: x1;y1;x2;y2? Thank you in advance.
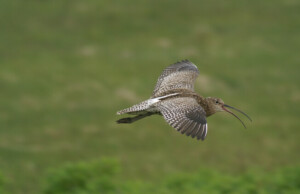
206;97;252;128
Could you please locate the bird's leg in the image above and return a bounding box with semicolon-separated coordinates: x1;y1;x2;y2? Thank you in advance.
116;113;153;124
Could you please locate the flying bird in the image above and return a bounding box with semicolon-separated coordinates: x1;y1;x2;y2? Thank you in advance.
116;60;251;140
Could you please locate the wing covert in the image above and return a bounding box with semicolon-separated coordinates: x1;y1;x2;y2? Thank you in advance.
152;60;199;97
157;97;208;140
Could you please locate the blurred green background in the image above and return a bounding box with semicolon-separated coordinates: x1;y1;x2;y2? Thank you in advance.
0;0;299;193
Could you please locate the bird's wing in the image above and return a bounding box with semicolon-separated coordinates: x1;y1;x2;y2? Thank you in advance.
152;60;199;97
158;97;208;140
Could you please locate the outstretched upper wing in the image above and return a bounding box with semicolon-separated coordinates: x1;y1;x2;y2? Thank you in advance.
157;97;208;140
152;60;199;97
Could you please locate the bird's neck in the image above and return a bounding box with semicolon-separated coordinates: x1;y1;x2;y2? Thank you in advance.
186;94;215;117
200;98;216;117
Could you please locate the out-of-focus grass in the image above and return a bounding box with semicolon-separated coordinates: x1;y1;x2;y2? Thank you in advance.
0;0;299;193
43;158;300;194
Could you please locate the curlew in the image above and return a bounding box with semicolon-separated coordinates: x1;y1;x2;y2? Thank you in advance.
116;60;251;140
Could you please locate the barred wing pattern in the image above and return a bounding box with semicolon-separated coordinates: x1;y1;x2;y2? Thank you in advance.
152;60;199;97
158;97;208;140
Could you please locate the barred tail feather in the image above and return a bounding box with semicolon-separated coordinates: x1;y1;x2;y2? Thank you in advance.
117;107;134;115
116;100;152;115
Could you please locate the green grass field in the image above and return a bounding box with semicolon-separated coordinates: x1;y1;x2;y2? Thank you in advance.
0;0;299;193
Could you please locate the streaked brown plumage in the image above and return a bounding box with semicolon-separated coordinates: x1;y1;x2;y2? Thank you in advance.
116;60;252;141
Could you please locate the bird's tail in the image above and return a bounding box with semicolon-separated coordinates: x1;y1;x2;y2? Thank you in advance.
116;100;151;115
116;113;153;124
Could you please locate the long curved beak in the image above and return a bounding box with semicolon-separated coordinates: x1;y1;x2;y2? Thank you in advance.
222;104;252;128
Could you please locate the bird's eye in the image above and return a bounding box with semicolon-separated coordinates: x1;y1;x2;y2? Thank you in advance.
215;100;219;104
